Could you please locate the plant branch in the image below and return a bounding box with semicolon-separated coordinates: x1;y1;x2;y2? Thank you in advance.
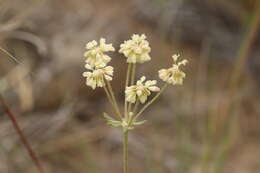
130;64;136;85
132;101;139;115
134;83;168;121
124;64;132;117
128;64;136;114
104;85;121;120
0;95;46;173
105;80;122;119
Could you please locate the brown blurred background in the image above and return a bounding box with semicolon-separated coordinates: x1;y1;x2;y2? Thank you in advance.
0;0;260;172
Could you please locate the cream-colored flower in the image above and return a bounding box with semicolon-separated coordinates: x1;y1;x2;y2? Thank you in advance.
125;76;160;104
83;64;114;89
158;54;188;85
84;38;115;67
119;34;151;63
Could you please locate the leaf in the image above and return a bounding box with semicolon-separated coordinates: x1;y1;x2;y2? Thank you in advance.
107;120;121;127
103;112;114;121
103;112;122;128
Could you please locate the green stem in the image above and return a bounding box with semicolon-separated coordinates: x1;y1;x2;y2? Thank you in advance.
104;85;121;120
133;83;168;121
123;131;129;173
132;101;139;115
105;80;122;119
128;64;136;113
125;64;132;117
130;64;136;85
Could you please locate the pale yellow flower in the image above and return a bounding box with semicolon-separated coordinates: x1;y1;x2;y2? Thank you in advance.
84;38;115;67
125;76;160;104
119;34;151;63
158;54;188;85
83;64;113;89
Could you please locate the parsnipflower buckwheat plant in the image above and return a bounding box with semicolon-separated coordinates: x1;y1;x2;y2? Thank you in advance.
82;35;188;173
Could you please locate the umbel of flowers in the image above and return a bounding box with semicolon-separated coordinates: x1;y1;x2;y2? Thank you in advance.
82;34;188;173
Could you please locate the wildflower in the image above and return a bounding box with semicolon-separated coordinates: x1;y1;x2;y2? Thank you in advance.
84;38;115;67
83;64;114;89
119;34;151;63
125;76;160;104
158;54;188;85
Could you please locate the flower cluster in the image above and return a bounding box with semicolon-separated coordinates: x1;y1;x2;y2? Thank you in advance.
119;34;151;63
82;34;188;130
83;64;113;89
83;38;115;89
125;76;160;104
84;38;115;67
159;54;188;85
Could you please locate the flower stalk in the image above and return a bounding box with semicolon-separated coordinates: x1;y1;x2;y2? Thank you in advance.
125;64;132;117
127;63;136;114
104;85;121;120
133;83;168;122
105;80;122;118
123;131;129;173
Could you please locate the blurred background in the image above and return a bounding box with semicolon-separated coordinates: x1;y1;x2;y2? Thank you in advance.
0;0;260;172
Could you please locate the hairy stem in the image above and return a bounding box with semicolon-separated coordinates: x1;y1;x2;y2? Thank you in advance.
0;95;45;173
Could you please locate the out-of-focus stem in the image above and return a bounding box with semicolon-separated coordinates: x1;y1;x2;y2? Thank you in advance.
0;47;21;64
0;95;46;173
220;0;260;134
211;3;260;173
230;2;260;91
